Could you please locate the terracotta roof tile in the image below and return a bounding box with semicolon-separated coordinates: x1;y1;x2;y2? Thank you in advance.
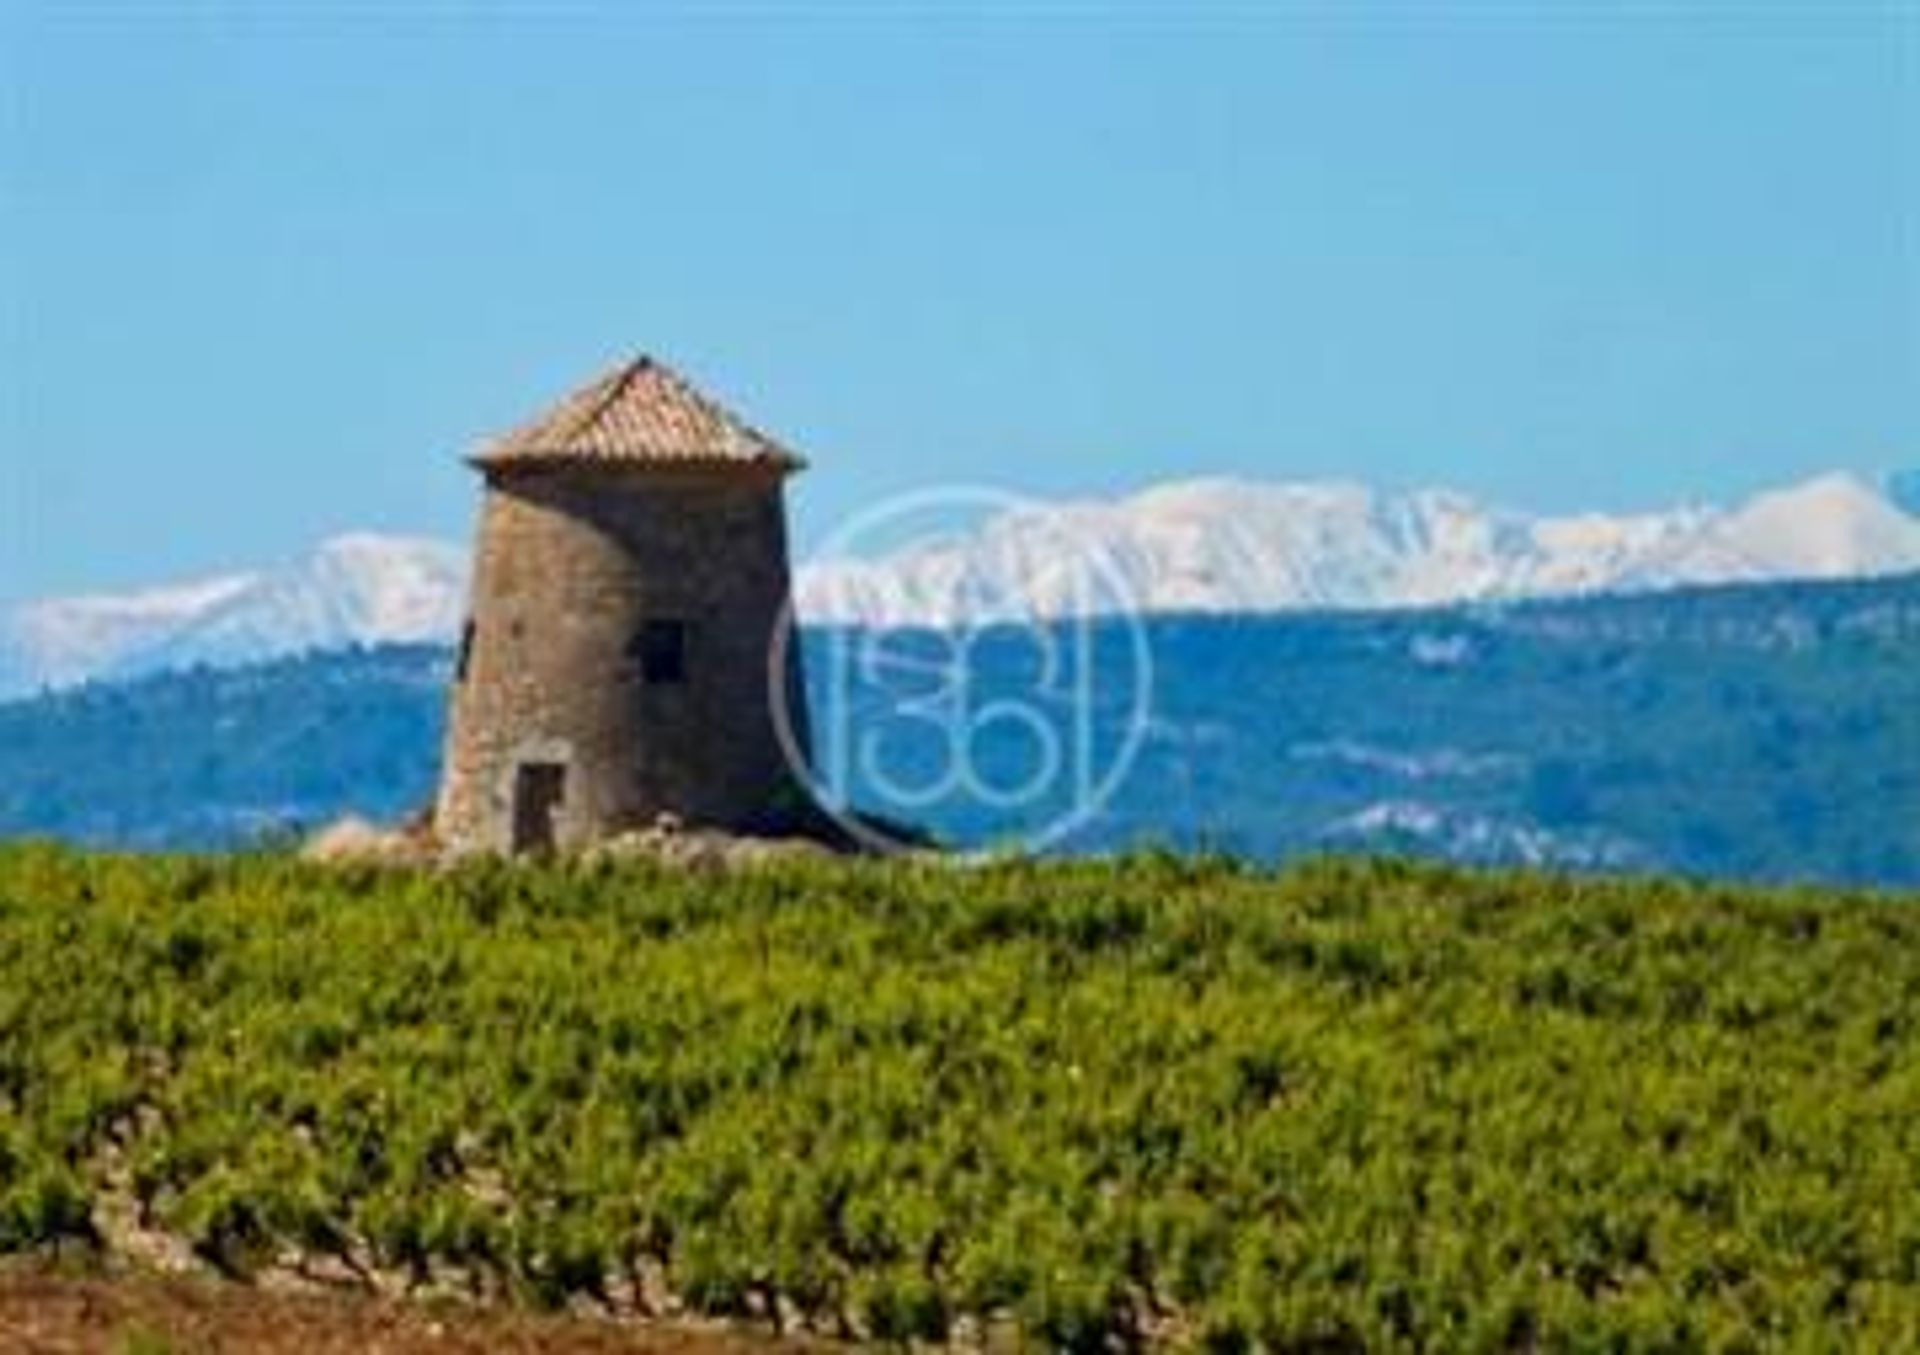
472;356;804;473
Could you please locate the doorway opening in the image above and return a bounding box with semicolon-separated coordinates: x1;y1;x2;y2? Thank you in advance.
511;762;567;854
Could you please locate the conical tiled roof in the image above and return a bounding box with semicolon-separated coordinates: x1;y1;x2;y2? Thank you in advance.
471;356;804;473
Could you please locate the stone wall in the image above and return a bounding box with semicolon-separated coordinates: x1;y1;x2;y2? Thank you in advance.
435;465;811;854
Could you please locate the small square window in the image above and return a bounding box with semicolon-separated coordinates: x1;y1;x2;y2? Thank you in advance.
629;619;688;684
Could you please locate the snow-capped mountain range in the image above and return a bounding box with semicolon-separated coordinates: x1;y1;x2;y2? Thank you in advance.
798;471;1920;627
3;471;1917;698
0;535;468;698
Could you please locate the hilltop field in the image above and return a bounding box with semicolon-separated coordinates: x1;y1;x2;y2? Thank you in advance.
1;846;1916;1350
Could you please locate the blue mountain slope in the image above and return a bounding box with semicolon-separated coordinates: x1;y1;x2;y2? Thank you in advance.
2;574;1916;885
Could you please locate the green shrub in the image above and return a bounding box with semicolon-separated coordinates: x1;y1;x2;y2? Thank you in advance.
0;845;1915;1345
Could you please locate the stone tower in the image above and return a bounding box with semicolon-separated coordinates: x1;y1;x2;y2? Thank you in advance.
435;355;811;855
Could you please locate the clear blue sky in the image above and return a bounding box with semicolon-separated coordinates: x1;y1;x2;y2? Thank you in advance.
1;3;1914;604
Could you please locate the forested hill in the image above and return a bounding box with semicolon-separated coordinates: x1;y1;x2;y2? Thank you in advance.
1;572;1916;886
0;644;450;850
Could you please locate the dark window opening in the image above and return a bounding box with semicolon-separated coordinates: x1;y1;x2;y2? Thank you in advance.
456;620;476;682
629;619;689;684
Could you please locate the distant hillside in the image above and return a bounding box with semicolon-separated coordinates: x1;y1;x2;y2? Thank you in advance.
2;572;1917;885
0;645;449;850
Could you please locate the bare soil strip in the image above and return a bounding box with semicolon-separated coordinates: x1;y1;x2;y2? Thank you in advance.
0;1267;808;1355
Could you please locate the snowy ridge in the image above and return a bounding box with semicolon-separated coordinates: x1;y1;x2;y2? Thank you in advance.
796;471;1920;627
3;470;1917;697
1;535;467;696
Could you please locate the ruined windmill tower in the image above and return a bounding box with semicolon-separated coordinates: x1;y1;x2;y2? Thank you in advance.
435;356;812;855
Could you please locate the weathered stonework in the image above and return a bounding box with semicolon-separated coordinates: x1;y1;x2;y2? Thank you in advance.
434;359;812;855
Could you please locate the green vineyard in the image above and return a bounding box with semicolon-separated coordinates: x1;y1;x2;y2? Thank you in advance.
1;845;1916;1348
